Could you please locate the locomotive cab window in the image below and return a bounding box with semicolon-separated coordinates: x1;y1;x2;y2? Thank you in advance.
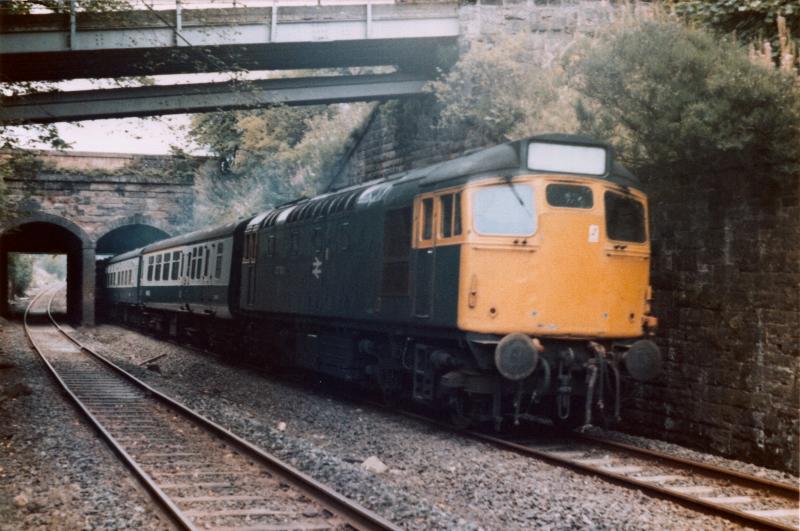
421;198;434;241
439;192;462;238
605;191;646;243
473;183;536;236
546;184;593;209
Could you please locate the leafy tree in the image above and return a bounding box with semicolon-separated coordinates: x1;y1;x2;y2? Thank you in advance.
671;0;799;67
429;33;579;146
568;19;800;182
7;253;33;298
36;254;66;280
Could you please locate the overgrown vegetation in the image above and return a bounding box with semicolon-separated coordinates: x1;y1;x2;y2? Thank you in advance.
190;103;373;226
672;0;799;68
569;19;800;181
429;34;578;146
7;254;33;298
423;11;799;185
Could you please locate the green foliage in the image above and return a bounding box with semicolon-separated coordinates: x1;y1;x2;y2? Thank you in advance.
0;0;132;14
429;34;579;146
0;150;47;223
8;254;33;298
672;0;799;61
190;103;374;226
36;254;66;280
569;19;800;181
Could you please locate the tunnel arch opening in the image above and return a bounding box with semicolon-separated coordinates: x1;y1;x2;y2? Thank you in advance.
1;214;94;325
96;223;170;257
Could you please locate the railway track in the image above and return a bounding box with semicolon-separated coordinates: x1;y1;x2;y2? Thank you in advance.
384;407;799;530
392;412;797;530
23;286;399;531
473;431;799;530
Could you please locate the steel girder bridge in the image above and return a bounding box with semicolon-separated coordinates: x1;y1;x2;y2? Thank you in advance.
0;1;459;124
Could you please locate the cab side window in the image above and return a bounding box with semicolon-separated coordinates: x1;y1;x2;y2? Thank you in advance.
439;192;462;238
421;198;434;241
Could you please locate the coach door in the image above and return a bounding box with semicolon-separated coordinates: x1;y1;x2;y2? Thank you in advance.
413;196;436;318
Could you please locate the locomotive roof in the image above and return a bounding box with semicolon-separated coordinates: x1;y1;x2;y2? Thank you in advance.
245;134;642;230
413;134;640;190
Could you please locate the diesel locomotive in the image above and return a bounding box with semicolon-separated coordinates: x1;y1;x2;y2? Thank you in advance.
100;134;662;429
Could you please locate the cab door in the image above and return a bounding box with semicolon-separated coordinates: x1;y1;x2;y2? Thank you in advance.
413;196;436;318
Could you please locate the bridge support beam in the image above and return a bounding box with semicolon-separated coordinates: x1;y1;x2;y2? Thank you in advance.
0;72;431;125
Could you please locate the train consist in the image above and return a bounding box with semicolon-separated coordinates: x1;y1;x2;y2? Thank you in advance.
100;134;662;429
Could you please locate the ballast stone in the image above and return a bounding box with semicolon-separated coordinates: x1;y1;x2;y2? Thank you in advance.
361;456;388;474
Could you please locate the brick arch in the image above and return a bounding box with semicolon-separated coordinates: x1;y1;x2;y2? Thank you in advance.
0;211;95;325
1;212;93;249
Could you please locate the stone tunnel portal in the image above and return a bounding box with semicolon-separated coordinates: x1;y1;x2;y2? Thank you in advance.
96;223;169;256
1;215;94;325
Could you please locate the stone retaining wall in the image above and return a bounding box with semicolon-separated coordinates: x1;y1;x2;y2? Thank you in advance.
2;150;200;240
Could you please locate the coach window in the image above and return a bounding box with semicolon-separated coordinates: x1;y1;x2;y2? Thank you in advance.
266;235;276;257
204;246;210;278
155;255;163;281
215;243;224;279
147;256;154;281
190;248;197;279
171;251;180;280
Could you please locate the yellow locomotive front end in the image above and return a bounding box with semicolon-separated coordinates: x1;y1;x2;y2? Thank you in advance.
458;176;653;339
417;137;661;428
